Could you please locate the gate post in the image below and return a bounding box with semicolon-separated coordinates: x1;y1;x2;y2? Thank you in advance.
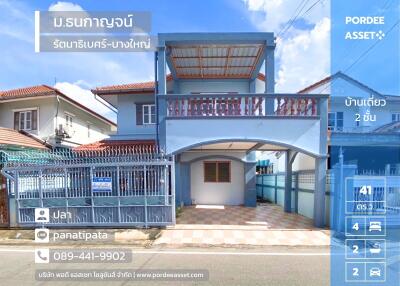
39;170;43;208
314;157;327;228
89;167;95;225
144;165;148;228
116;166;121;223
171;157;176;225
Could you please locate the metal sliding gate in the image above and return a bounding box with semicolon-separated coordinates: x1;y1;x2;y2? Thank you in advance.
1;147;175;227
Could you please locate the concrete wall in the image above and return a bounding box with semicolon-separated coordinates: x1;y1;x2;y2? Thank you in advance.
262;151;315;173
190;156;245;205
177;78;265;94
178;151;247;206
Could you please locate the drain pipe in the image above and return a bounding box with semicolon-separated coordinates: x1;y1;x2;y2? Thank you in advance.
155;50;160;152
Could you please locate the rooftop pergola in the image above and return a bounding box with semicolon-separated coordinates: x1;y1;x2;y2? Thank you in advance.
157;32;276;86
168;44;265;79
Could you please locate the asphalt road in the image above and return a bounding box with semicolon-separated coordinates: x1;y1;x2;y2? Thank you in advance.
0;246;330;286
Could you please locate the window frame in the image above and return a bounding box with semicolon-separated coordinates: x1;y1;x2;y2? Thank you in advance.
142;104;156;125
65;112;74;129
13;107;39;131
18;110;32;131
328;111;344;131
203;161;231;183
392;113;400;122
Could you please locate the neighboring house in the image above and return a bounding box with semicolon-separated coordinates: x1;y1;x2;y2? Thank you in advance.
0;85;116;148
264;72;400;173
0;127;50;227
89;33;329;227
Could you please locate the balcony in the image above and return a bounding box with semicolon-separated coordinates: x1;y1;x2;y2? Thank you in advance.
160;93;328;156
165;93;322;118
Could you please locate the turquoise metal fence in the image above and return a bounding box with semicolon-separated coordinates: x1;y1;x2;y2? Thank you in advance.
0;147;175;227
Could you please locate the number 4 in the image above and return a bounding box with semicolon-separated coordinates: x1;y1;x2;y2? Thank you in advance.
352;223;359;231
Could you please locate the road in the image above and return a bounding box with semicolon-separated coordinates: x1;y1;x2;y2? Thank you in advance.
0;246;330;286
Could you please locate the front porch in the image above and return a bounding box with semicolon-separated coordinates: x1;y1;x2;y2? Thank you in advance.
176;203;315;229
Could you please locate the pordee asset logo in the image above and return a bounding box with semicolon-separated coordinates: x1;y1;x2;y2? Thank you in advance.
344;16;385;40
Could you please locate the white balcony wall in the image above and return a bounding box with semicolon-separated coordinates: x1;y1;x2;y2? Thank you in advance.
166;118;322;156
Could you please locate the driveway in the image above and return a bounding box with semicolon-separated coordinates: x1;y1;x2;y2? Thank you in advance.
155;203;330;246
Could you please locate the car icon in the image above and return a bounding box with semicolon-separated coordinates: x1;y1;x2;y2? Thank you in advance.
369;221;382;232
369;267;381;277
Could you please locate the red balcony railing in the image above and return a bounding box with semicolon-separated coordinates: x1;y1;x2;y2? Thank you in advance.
164;94;324;118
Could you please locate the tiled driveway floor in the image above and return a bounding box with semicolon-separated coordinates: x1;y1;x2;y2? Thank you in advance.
154;203;330;246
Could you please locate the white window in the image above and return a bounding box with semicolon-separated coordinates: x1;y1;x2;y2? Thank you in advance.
328;112;344;131
142;104;156;125
65;114;73;129
392;113;400;122
87;124;91;138
20;111;32;130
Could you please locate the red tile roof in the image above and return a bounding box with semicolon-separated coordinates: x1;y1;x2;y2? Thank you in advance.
0;127;49;149
298;75;331;94
0;85;54;100
0;85;116;126
298;72;383;96
74;139;156;151
93;73;266;95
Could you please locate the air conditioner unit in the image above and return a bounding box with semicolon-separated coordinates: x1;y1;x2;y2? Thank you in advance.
56;124;71;139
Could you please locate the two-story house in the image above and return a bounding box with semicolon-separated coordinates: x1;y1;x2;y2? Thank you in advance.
300;72;400;172
263;72;400;174
88;33;329;227
0;85;117;148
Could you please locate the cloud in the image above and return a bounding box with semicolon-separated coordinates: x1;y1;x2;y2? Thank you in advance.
242;0;330;92
276;17;330;92
0;0;154;94
54;81;116;123
48;1;84;11
0;0;33;43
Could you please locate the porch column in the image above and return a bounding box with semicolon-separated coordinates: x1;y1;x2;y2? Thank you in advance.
284;150;297;213
244;152;257;207
265;45;275;115
157;46;167;150
313;96;328;227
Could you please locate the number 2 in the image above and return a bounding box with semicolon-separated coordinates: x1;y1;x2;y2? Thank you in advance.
353;268;359;277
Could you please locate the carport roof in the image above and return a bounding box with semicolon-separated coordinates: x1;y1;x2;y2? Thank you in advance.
191;142;287;152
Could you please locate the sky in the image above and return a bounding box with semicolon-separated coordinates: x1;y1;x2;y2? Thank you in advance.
0;0;398;121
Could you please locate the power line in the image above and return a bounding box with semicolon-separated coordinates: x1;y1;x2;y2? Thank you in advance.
277;0;310;39
344;20;399;73
337;0;395;67
316;19;400;95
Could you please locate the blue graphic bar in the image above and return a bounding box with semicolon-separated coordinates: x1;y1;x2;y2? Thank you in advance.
330;0;400;285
